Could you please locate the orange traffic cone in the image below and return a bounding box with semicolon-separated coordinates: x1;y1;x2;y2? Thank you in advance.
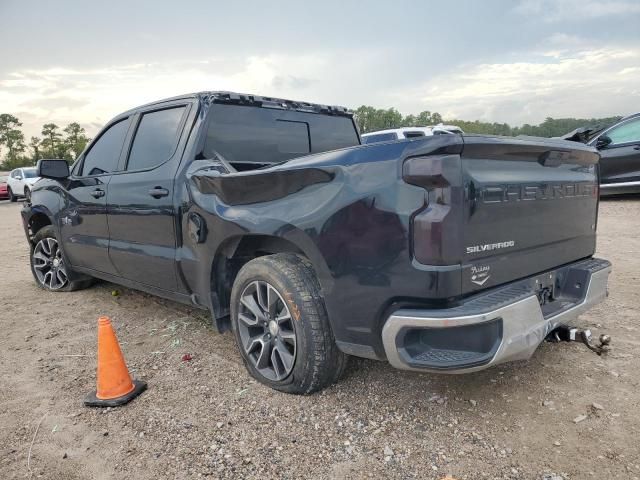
84;316;146;407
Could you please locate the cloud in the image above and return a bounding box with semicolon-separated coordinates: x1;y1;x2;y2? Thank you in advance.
514;0;640;22
385;47;640;125
0;51;388;139
2;42;640;140
0;56;332;138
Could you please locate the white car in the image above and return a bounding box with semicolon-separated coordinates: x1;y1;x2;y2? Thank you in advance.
7;167;40;202
361;125;464;144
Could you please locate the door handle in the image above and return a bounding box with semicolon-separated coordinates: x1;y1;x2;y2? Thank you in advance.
90;188;105;198
148;187;169;198
634;145;640;150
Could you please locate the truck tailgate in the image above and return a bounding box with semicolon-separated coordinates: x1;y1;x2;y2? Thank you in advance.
460;135;599;293
404;134;600;296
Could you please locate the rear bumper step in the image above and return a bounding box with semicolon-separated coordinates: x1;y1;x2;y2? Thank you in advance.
382;258;611;372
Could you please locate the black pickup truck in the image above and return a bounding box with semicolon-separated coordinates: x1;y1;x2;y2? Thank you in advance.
22;92;611;394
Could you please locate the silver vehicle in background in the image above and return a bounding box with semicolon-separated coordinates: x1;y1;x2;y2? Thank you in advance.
361;124;464;144
6;167;40;202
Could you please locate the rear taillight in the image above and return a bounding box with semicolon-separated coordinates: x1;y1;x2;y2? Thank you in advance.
402;154;462;265
403;156;451;190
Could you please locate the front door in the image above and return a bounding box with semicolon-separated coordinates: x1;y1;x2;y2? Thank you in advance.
106;103;190;292
58;117;131;274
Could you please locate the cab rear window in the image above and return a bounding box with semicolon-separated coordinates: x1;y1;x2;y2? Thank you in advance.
203;103;359;167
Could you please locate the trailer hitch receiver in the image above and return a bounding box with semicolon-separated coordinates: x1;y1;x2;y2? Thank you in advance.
548;325;611;356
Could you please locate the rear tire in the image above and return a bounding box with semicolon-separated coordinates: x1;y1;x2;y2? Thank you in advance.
8;187;16;202
230;253;347;394
30;226;93;292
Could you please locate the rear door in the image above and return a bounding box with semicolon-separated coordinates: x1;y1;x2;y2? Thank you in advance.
106;101;191;292
592;116;640;187
59;117;132;273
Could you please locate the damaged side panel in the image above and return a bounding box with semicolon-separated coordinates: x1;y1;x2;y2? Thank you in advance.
178;137;463;358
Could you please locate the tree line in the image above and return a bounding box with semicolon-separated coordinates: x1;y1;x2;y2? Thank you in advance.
353;106;620;137
0;114;90;170
0;108;622;170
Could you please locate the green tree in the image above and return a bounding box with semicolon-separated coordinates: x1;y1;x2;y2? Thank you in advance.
0;114;23;160
415;111;433;125
354;106;380;133
402;114;417;127
6;129;26;156
29;136;42;163
0;114;28;169
63;122;89;161
41;123;62;157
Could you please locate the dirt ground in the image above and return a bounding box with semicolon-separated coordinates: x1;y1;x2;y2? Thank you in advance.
1;199;639;480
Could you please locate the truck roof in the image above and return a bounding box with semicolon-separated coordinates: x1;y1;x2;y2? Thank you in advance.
122;91;353;118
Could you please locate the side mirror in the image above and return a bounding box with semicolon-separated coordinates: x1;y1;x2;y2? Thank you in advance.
595;135;612;150
15;175;22;180
37;159;70;180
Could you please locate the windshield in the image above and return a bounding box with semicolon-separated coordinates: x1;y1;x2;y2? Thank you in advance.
22;168;37;178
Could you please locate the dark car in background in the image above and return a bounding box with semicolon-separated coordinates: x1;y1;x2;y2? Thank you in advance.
562;113;640;195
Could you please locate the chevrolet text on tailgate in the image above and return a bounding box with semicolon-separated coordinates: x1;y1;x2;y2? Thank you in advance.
22;92;611;394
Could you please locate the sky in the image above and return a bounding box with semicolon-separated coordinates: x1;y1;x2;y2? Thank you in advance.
1;0;639;139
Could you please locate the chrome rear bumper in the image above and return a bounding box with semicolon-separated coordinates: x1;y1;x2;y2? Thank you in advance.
382;258;611;373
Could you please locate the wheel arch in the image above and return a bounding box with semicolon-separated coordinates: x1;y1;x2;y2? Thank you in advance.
24;208;54;245
209;233;332;333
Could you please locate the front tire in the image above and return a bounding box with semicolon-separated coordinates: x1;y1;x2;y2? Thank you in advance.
30;226;93;292
230;254;347;394
8;187;16;202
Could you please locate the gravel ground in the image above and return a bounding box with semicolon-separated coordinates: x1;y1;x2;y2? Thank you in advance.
1;198;639;480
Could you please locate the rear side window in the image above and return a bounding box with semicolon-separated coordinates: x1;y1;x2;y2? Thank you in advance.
361;133;397;144
81;119;129;176
127;106;186;171
203;104;359;166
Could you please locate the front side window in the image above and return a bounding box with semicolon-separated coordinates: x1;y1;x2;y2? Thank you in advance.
127;106;186;171
81;119;129;176
606;118;640;146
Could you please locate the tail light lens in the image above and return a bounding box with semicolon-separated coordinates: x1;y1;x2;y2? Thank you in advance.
402;155;462;265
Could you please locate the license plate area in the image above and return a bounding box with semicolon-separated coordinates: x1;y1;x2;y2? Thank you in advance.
532;271;556;306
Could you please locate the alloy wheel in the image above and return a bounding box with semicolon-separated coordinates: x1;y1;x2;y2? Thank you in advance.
237;280;297;381
32;237;68;290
